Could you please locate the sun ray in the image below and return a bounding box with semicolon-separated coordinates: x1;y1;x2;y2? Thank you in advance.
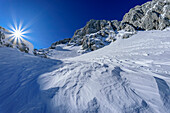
19;21;23;31
18;37;22;47
8;30;15;34
20;25;30;32
8;24;16;32
21;34;32;40
13;18;18;31
9;36;15;42
5;33;14;38
13;37;18;45
21;30;31;35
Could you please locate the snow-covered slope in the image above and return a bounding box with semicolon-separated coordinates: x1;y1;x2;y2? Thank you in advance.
0;48;63;113
36;44;82;60
0;28;170;113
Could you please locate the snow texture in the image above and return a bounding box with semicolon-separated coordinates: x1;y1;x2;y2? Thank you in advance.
0;28;170;113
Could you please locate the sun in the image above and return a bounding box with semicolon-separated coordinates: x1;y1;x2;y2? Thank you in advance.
14;30;22;38
7;20;31;45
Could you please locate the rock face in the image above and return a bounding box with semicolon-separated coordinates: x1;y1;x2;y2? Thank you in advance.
33;49;48;58
68;19;119;52
0;31;6;46
120;0;170;30
50;38;71;49
0;28;14;49
48;20;119;53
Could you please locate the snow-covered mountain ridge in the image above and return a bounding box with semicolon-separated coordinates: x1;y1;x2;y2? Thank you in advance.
35;0;170;58
0;28;170;113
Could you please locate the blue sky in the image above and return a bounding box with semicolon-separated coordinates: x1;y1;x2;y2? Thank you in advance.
0;0;149;49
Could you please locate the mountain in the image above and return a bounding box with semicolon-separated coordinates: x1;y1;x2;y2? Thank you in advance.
120;0;170;30
0;0;170;113
0;28;170;113
1;0;169;57
35;0;169;58
34;20;120;58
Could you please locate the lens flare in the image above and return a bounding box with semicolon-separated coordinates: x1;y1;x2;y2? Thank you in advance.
7;20;31;45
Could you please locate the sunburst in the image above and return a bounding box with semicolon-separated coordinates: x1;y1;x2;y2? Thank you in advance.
7;20;31;46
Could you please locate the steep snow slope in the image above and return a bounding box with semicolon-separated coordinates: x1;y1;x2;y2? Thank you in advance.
0;29;170;113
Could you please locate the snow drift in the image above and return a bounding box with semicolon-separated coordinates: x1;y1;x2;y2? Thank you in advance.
0;29;170;113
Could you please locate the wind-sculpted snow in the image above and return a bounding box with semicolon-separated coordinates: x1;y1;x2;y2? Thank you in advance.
0;29;170;113
0;48;63;113
38;29;170;113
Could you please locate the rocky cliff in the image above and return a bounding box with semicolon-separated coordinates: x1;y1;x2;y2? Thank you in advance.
67;20;119;52
120;0;170;30
48;0;169;54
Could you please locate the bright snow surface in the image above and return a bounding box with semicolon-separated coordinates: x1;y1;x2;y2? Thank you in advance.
42;44;82;60
0;29;170;113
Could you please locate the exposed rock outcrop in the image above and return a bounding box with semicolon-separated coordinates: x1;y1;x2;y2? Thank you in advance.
33;49;48;58
50;38;71;49
0;31;6;46
120;0;170;30
67;19;119;52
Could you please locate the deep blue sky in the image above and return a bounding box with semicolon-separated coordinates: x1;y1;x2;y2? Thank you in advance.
0;0;149;49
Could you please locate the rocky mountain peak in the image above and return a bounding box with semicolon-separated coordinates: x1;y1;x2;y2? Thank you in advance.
120;0;170;30
29;0;170;58
67;19;119;52
48;0;169;55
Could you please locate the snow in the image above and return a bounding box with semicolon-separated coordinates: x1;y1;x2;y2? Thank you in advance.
0;29;170;113
24;39;34;54
0;48;62;113
43;44;82;60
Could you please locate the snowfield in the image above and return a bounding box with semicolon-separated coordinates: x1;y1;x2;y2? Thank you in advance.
41;44;82;60
0;29;170;113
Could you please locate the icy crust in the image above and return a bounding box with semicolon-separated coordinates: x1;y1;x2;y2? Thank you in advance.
0;29;170;113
